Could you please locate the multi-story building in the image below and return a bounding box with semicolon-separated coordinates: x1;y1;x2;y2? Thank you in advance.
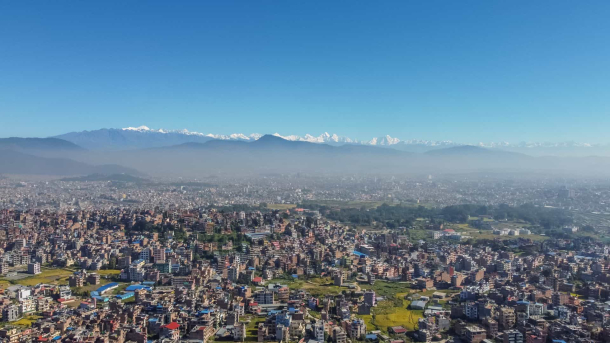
364;291;376;307
27;262;40;275
254;290;274;305
332;327;347;343
2;305;19;322
350;319;366;339
504;329;523;343
314;321;325;342
19;297;35;314
153;248;166;264
464;326;486;343
499;307;516;330
87;273;100;285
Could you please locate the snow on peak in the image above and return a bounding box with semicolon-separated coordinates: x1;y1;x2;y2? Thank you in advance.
117;126;599;148
123;125;152;132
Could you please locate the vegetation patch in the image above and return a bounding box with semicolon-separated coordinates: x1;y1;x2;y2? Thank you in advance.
7;268;74;286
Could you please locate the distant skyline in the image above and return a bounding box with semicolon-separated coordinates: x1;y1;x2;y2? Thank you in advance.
1;1;610;142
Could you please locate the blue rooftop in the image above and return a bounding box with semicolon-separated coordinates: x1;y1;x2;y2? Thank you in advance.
96;282;119;293
116;292;134;299
126;285;152;291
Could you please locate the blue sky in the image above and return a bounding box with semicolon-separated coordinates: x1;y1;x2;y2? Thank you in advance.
1;1;609;143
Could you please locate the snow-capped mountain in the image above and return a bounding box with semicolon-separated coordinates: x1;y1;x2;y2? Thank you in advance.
53;125;608;155
123;126;262;141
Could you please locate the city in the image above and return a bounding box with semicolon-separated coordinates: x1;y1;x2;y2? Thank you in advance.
2;1;610;342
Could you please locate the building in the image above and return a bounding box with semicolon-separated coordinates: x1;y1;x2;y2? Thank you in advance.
332;327;347;343
87;273;100;285
499;307;516;330
364;291;376;307
464;326;487;343
2;305;19;322
254;290;274;305
69;274;84;287
19;297;35;314
314;321;325;342
504;330;523;343
153;248;166;263
350;319;366;339
27;262;41;275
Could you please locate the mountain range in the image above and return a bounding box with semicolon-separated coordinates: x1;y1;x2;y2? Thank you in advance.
2;126;610;178
54;126;610;156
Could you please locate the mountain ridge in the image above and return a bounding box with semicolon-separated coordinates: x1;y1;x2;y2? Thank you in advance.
0;137;84;151
0;150;142;176
53;126;610;154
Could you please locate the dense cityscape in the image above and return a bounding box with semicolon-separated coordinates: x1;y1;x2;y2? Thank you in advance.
0;173;609;343
3;1;610;342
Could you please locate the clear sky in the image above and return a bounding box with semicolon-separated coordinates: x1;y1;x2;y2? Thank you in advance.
1;1;609;143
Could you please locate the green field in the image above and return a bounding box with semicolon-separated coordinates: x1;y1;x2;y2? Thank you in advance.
97;270;121;276
269;276;345;297
2;268;123;288
267;204;297;210
12;315;42;327
242;315;264;342
357;281;422;333
356;282;460;333
299;200;387;210
7;268;74;286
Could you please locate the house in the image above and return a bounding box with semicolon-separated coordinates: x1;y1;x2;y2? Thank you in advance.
390;326;407;336
161;322;180;340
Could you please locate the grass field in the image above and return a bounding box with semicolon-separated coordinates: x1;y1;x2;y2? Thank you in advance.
269;277;345;297
8;268;74;286
355;281;423;333
12;315;42;327
299;200;387;210
112;283;130;295
361;281;411;298
5;268;122;288
97;270;121;276
267;204;297;210
242;315;264;342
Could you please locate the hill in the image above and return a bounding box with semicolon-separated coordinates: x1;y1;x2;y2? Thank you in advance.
60;173;149;183
163;134;406;156
0;137;83;151
0;150;141;176
55;128;216;150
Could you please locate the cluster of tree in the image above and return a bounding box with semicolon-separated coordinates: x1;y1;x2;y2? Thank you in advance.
441;203;573;229
212;204;262;213
197;232;248;246
129;221;174;233
323;204;436;229
306;202;573;230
